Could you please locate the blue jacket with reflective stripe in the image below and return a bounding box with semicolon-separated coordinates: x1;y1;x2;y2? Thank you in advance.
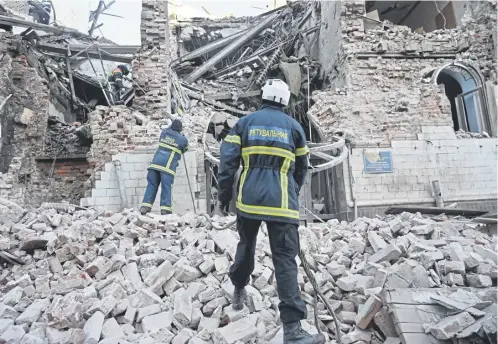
218;104;309;224
149;128;189;175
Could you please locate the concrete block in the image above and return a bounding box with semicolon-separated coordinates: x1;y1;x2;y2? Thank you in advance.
430;311;475;340
83;311;104;344
142;311;174;333
355;295;382;329
0;325;25;344
466;274;492;287
368;244;402;264
374;307;397;338
212;318;257;344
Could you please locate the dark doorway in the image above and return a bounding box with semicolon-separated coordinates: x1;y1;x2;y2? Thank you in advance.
437;71;463;131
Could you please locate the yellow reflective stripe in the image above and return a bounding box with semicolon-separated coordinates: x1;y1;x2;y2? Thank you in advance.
149;164;176;175
165;151;175;170
242;146;295;162
158;142;182;155
141;203;153;208
160;206;172;210
280;158;291;209
185;145;189;152
225;135;241;145
236;202;300;219
295;146;309;156
238;153;250;204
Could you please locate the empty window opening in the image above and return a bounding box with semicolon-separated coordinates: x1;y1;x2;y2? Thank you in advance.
431;64;490;134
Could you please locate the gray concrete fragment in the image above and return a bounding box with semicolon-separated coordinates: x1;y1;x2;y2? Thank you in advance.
3;287;23;306
121;263;144;290
367;232;387;252
326;261;346;277
368;244;402;264
141;311;173;333
430;311;475;340
199;257;215;275
383;338;401;344
355;295;382;329
136;304;161;323
374;307;397;338
101;318;125;339
466;274;492;287
342;327;371;344
444;261;465;275
0;319;14;335
20;334;44;344
144;260;175;288
175;265;202;282
173;293;193;326
130;289;162;308
474;245;497;263
123;306;136;324
0;325;26;344
0;304;20;320
337;311;356;325
212;318;257;344
83;311;105;344
172;328;195;344
16;298;50;325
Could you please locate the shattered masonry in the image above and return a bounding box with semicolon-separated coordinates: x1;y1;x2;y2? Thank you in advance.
0;197;497;343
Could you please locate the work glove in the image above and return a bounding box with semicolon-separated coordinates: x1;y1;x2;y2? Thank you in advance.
214;201;228;217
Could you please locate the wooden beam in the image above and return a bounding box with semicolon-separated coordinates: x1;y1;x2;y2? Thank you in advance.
37;42;133;63
184;11;281;83
0;14;88;37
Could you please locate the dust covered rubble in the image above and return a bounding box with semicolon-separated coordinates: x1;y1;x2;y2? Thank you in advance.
0;201;496;344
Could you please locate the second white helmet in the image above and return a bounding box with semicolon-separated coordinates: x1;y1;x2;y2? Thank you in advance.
261;79;291;106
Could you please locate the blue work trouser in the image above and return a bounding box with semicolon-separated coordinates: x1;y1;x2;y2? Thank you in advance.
141;169;174;212
228;216;307;323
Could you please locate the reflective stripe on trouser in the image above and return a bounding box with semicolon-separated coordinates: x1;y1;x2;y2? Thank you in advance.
141;169;174;210
228;216;306;323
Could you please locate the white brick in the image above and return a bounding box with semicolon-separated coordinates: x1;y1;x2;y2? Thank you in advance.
121;163;135;172
94;197;110;205
108;196;122;205
124;180;139;188
92;189;107;198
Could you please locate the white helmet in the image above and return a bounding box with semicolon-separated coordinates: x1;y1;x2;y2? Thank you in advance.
261;79;291;106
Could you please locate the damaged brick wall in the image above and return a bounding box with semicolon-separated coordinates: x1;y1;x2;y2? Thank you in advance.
310;0;497;144
132;0;174;116
307;0;497;217
0;34;90;207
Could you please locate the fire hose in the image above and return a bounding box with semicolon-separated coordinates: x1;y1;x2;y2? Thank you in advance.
200;210;342;343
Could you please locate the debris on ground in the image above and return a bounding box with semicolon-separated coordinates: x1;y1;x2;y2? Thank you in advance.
0;199;496;344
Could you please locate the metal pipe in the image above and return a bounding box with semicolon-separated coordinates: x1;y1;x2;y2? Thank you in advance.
346;145;357;220
183;157;197;214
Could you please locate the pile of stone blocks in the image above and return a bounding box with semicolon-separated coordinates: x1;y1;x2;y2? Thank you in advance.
0;198;496;344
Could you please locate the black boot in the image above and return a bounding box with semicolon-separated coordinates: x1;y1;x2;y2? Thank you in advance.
232;287;246;310
140;206;151;215
161;210;172;215
283;321;326;344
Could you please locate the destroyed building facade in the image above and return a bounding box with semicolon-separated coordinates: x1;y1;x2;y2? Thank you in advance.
308;0;497;219
0;0;496;221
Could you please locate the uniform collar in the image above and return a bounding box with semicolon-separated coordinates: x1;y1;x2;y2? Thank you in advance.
260;104;284;112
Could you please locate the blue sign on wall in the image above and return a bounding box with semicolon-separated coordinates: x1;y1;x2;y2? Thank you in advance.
363;151;393;174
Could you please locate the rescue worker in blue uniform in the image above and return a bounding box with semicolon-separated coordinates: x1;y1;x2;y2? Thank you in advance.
108;64;129;97
140;119;189;215
216;79;324;344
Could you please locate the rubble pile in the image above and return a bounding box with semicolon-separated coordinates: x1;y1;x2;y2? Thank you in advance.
175;2;322;125
44;117;91;158
0;200;496;344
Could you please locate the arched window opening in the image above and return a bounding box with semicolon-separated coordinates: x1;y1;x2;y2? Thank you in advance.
431;63;491;134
